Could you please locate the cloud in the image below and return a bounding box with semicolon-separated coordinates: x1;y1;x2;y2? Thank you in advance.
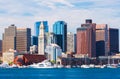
0;0;120;40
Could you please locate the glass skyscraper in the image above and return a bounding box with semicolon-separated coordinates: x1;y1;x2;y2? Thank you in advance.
53;21;67;52
35;21;49;36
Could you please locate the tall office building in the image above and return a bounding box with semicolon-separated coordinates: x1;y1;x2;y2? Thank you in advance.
109;28;119;54
77;19;96;57
38;22;47;55
16;28;31;52
31;36;38;46
2;24;17;52
35;21;48;36
53;21;67;52
96;24;109;57
67;32;76;53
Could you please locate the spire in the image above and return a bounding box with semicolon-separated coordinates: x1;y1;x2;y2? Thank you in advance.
40;21;44;29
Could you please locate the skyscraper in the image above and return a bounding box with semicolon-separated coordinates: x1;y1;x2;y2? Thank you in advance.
2;24;17;52
109;28;119;54
67;32;76;53
35;21;48;36
38;22;47;55
31;36;38;46
96;24;109;57
16;28;31;52
53;21;67;52
0;40;2;56
77;19;96;57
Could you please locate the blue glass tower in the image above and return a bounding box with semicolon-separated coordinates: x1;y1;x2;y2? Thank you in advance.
53;21;67;52
31;36;38;46
35;21;49;36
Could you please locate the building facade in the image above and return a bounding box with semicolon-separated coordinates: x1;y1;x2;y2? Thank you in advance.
2;24;17;53
77;19;96;57
53;21;67;52
45;44;62;62
16;28;31;52
31;36;38;46
109;28;119;54
35;21;48;36
0;40;2;56
38;22;47;55
67;32;76;53
96;24;109;57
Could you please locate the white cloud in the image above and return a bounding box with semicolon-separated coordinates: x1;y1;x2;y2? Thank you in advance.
0;0;120;40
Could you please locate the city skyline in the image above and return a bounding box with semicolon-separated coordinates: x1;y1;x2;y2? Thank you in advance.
0;0;120;38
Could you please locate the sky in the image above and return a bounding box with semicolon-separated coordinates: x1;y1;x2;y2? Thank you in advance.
0;0;120;38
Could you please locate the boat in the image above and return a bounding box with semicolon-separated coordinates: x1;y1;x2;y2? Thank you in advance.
29;60;54;68
0;63;9;68
81;65;90;68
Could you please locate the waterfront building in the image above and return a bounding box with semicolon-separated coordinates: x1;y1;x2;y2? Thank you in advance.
2;49;18;63
45;44;62;62
109;28;119;54
31;36;38;46
53;21;67;52
38;22;47;55
16;28;31;52
96;24;109;57
67;32;76;53
35;21;48;36
77;19;96;57
46;32;56;45
2;24;17;53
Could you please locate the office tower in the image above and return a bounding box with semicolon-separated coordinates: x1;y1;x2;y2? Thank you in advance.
31;36;38;46
77;19;96;57
109;28;119;54
2;24;17;52
16;28;31;52
96;24;109;57
67;32;76;53
53;21;67;52
38;22;47;55
35;21;48;36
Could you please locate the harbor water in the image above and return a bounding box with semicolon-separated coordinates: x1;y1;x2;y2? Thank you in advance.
0;68;120;79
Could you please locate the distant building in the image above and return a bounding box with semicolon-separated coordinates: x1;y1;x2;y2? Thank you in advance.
45;44;62;62
46;32;56;45
31;36;38;46
2;49;18;63
109;28;119;54
35;21;48;36
30;45;38;54
53;21;67;52
0;40;2;56
67;32;76;53
2;24;17;53
38;22;47;55
77;19;96;57
96;24;109;57
16;28;31;52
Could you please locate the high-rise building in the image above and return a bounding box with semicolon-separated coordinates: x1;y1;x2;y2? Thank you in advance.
2;24;17;52
96;24;109;57
16;28;31;52
38;22;47;55
109;28;119;54
0;40;2;56
35;21;48;36
31;36;38;46
67;32;76;53
53;21;67;52
77;19;96;57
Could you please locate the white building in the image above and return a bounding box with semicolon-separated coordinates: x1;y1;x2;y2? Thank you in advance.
30;45;38;54
45;44;62;62
38;22;47;55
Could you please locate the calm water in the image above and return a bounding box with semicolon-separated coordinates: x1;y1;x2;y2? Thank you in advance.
0;68;120;79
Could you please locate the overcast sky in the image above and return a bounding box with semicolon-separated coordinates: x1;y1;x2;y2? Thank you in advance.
0;0;120;39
